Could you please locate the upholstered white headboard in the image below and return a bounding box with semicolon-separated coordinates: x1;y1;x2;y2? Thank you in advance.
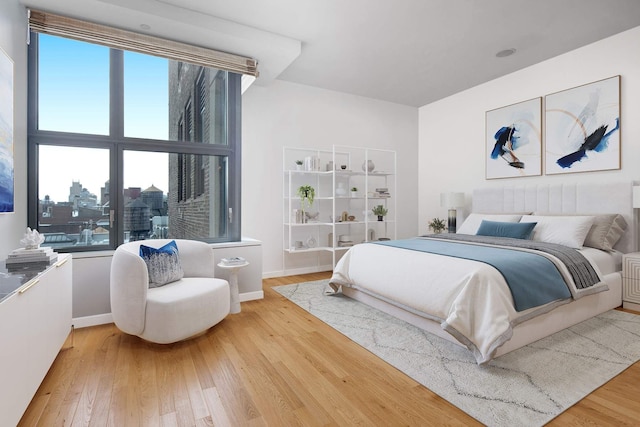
472;182;635;253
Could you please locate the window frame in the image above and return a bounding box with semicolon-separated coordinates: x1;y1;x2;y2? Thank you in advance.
27;32;242;252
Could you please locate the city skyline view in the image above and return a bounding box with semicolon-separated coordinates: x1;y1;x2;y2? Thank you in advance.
38;34;170;203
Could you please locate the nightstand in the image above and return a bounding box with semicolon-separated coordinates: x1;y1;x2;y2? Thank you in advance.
622;252;640;312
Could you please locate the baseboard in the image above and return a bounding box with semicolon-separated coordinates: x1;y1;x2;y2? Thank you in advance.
73;313;113;329
263;264;333;279
240;290;264;301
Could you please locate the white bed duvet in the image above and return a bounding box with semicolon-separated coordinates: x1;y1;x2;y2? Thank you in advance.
329;239;610;364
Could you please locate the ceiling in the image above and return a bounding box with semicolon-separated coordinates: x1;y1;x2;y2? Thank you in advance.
22;0;640;107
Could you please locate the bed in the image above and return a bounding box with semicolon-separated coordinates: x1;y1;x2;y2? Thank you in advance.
329;182;635;364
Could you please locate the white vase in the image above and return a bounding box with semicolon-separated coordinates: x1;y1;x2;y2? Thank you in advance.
362;160;375;173
336;182;347;196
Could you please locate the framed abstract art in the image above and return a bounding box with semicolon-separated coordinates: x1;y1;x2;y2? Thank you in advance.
486;97;542;180
0;46;13;213
545;76;620;175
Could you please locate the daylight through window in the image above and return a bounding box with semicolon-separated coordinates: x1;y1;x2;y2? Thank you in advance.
28;32;241;251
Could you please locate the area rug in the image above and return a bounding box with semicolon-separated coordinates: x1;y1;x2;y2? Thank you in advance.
274;280;640;427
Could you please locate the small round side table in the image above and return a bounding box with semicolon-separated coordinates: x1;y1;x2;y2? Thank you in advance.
217;261;249;314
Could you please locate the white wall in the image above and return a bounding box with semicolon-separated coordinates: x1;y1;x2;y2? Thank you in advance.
0;1;28;259
242;80;419;276
419;26;640;230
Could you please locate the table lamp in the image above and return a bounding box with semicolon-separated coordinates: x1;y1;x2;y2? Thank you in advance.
441;192;465;233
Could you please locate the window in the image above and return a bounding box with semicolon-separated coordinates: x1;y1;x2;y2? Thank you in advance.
28;32;242;251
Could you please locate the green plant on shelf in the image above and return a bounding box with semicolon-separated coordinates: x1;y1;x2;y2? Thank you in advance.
372;205;388;221
297;185;315;211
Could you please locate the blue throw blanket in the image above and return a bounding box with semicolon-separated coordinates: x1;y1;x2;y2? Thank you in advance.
373;238;572;311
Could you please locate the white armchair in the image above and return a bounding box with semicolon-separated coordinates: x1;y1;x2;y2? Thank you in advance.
110;239;230;344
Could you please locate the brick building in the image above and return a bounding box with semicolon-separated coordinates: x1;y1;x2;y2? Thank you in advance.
167;61;228;239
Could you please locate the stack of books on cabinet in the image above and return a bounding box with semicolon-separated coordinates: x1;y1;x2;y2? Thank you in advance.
5;247;58;271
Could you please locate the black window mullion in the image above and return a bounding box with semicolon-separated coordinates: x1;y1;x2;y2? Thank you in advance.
227;72;241;238
110;49;125;246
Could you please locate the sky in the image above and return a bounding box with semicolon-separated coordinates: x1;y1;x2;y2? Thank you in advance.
37;35;170;202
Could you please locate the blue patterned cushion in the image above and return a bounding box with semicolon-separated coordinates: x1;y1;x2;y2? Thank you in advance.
476;220;537;240
139;240;184;287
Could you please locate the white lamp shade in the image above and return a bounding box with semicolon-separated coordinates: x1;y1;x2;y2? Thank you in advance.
441;192;465;208
634;186;640;209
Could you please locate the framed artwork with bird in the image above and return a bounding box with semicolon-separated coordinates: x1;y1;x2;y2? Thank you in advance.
544;75;620;175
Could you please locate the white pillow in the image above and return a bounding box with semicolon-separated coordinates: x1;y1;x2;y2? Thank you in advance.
457;213;523;235
519;215;595;248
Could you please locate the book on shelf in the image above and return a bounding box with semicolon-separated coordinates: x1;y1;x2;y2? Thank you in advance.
373;187;391;198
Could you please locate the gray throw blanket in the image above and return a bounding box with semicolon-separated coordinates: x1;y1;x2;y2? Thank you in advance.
424;233;600;290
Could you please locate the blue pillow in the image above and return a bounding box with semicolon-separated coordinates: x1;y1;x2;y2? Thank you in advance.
476;220;537;240
139;240;184;287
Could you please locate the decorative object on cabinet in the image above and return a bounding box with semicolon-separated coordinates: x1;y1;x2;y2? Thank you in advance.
545;75;620;175
20;227;45;249
441;192;465;233
295;159;303;170
362;159;375;172
372;205;388;221
336;182;347;196
350;187;358;197
485;97;542;179
428;217;447;234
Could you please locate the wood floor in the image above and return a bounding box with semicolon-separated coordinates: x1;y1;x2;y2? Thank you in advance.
19;272;640;426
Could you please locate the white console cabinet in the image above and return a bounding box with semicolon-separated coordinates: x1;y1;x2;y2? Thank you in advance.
0;254;72;426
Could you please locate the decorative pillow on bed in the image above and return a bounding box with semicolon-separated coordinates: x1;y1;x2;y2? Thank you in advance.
584;214;627;251
139;240;184;288
519;215;595;248
532;213;627;251
457;213;523;235
476;220;537;240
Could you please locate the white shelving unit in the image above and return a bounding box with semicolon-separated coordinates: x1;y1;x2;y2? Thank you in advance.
283;146;396;270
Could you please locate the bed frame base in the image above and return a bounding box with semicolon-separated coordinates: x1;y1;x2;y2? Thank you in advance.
342;272;622;359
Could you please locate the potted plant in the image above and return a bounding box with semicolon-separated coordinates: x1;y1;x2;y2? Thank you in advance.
350;187;358;197
297;185;315;213
294;160;303;171
372;205;388;221
428;217;446;234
